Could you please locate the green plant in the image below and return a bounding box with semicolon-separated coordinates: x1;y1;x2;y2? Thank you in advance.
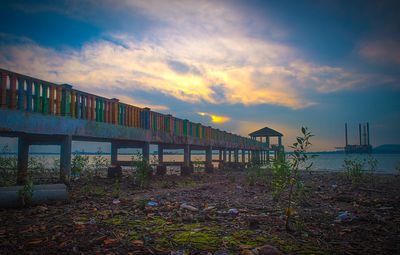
52;158;60;172
0;145;18;186
249;152;262;167
28;156;51;183
367;155;378;174
150;154;158;165
245;165;267;186
92;147;109;176
270;157;291;200
192;157;203;173
131;152;153;189
343;158;364;186
112;179;121;198
284;127;315;231
18;176;34;206
71;151;89;178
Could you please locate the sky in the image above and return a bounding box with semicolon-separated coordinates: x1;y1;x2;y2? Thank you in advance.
0;0;399;152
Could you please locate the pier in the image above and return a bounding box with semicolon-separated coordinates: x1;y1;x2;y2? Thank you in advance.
0;68;279;184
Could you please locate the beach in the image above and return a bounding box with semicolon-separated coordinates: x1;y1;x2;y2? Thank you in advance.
1;168;399;254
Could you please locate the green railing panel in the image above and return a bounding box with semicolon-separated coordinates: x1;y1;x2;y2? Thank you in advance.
34;82;40;113
42;84;48;114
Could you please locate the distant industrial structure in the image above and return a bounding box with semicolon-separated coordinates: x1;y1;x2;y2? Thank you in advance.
344;122;372;154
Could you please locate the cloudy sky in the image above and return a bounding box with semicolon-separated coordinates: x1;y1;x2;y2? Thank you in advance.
0;0;399;151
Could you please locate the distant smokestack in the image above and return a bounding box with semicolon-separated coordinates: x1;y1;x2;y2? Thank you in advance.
359;123;362;145
367;122;370;146
345;123;348;146
363;124;367;146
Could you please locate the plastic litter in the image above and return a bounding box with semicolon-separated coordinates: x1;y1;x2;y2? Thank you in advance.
146;201;158;207
87;218;96;225
335;211;355;222
112;199;120;205
228;208;239;215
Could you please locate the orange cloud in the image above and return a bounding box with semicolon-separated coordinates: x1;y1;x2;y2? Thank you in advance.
198;112;231;124
0;1;386;111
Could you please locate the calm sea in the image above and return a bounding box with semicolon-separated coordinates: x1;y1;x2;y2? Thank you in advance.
5;153;399;174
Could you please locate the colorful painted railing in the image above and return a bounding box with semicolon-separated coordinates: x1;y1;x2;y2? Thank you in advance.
0;69;263;148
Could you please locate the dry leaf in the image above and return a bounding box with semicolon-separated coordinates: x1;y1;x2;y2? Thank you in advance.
103;238;118;245
131;239;144;246
27;238;44;245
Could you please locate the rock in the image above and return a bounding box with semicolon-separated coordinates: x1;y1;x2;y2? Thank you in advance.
214;250;229;255
204;206;216;211
180;203;199;212
170;250;185;255
252;245;283;255
182;213;194;222
248;218;260;229
107;165;122;178
34;205;48;213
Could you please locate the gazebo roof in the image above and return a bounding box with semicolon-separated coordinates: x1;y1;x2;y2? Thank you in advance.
249;127;283;137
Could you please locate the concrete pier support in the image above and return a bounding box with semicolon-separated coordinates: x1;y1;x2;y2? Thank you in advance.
181;144;192;176
234;149;239;163
260;150;264;165
17;135;29;185
17;134;72;185
205;146;213;173
241;149;245;164
219;148;227;169
158;144;164;164
228;150;232;163
60;135;72;184
111;141;118;165
143;142;150;161
156;144;166;176
263;150;266;164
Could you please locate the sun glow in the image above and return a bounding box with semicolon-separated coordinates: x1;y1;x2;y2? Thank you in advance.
198;112;231;123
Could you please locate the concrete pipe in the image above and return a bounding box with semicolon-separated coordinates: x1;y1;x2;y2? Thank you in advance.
0;183;69;208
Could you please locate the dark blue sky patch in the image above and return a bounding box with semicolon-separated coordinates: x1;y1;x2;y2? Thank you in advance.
167;60;191;74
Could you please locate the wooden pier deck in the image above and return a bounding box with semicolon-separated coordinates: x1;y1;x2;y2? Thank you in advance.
0;68;271;184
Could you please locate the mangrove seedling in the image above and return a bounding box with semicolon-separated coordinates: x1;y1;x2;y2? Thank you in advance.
285;126;315;231
343;158;364;186
18;176;34;207
131;152;153;189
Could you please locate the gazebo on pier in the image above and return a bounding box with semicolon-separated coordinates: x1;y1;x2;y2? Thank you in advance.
249;127;284;161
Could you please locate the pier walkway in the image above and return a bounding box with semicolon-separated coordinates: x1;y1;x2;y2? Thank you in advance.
0;68;274;184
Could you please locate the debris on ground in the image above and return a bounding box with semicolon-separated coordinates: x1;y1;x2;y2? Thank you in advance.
0;171;399;254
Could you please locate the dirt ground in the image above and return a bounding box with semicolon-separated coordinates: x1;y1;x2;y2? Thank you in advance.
1;169;399;255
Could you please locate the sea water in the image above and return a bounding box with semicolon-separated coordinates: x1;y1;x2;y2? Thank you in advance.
2;153;399;174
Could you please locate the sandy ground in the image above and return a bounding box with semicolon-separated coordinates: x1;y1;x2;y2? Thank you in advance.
0;169;399;254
